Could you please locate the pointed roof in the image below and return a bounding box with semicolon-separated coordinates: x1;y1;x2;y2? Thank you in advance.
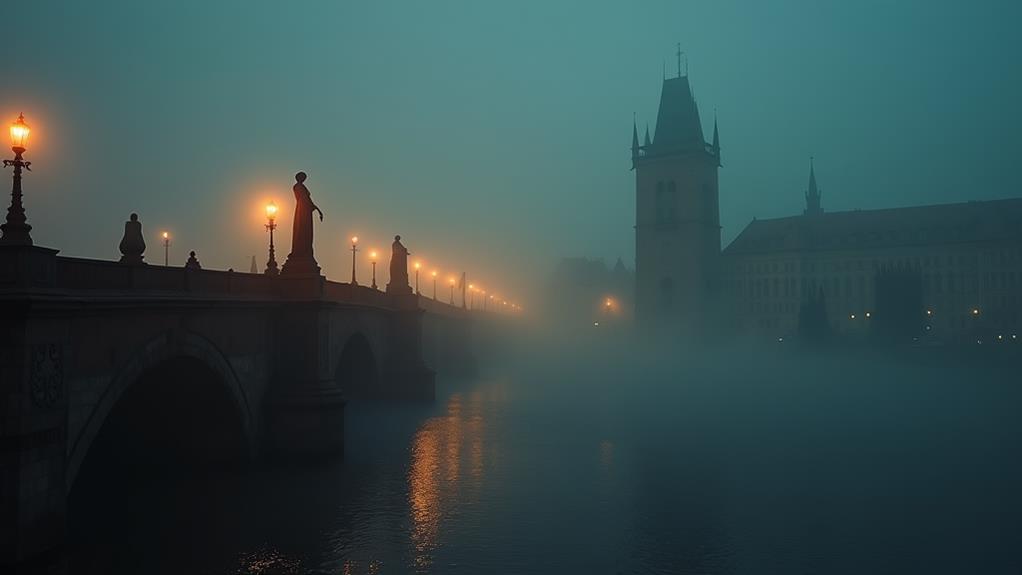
631;118;639;152
643;124;651;147
651;75;706;154
712;115;719;150
724;198;1022;255
808;157;818;197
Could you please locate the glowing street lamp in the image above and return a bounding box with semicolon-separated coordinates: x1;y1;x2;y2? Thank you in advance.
469;284;475;309
370;250;378;289
1;113;33;245
264;202;279;276
350;235;359;285
448;277;456;305
431;270;438;300
414;261;421;294
161;231;171;266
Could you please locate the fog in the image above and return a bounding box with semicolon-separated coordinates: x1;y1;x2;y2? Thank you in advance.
10;1;1022;306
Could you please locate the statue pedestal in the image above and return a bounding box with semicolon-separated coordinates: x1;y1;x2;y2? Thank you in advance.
280;254;320;277
385;282;413;295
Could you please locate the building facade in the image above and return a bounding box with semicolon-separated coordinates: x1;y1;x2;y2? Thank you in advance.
633;74;1022;344
721;172;1022;343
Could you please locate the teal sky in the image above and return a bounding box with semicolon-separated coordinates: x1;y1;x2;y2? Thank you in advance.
8;1;1021;302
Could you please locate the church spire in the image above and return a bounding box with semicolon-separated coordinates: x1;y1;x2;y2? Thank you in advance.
804;157;823;216
644;123;651;147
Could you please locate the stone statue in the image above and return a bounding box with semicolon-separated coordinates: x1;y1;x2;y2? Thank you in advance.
280;171;324;276
184;251;201;270
119;213;146;265
386;235;412;294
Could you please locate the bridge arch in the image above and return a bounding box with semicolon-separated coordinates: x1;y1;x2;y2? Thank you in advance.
66;330;256;492
334;332;379;398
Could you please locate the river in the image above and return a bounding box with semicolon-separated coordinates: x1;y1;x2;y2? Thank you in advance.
68;341;1022;574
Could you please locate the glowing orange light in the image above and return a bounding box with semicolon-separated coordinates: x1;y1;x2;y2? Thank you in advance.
351;236;359;245
415;261;421;270
162;231;169;240
370;250;378;261
9;113;29;150
448;277;456;286
265;202;278;220
431;270;437;277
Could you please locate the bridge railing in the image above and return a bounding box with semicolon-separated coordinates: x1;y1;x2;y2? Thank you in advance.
49;254;474;319
55;256;278;297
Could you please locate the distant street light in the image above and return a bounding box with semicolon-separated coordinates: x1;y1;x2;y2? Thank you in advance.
1;113;33;245
469;284;475;309
264;202;279;276
162;231;171;266
350;236;359;285
370;250;378;289
414;261;421;294
449;277;456;305
431;270;438;300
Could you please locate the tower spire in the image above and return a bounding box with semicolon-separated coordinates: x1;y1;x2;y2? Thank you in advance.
677;43;682;78
804;156;822;216
644;123;651;147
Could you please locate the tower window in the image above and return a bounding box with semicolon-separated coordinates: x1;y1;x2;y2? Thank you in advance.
655;181;677;224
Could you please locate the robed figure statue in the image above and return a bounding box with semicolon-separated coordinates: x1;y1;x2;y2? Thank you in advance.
119;213;146;265
386;235;413;294
281;171;324;276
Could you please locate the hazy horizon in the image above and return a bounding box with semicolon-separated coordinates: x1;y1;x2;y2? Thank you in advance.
8;0;1021;305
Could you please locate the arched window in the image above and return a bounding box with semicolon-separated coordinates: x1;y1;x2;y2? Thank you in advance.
655;181;677;224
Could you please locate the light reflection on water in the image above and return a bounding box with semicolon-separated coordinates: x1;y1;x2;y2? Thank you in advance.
67;348;1022;574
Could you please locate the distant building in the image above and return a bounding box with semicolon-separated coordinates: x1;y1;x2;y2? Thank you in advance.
549;257;633;325
722;173;1022;343
631;69;1022;343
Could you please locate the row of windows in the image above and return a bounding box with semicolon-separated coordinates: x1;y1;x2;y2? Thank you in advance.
734;249;1022;277
737;270;1019;301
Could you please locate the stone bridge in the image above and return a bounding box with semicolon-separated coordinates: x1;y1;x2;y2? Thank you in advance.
0;243;479;567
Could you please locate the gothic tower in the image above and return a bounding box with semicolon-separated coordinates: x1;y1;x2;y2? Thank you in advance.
633;72;720;332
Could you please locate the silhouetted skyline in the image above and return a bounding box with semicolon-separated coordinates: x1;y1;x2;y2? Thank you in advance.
8;1;1021;302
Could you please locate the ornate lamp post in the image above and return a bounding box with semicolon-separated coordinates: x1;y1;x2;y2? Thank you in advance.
1;113;33;245
468;284;475;309
431;270;438;300
414;261;421;294
449;277;456;305
370;250;378;289
264;202;279;275
350;236;359;285
161;232;171;266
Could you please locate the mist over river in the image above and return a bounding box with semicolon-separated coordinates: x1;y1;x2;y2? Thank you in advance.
68;338;1022;574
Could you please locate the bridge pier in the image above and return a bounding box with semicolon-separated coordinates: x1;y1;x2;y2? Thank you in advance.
0;246;68;569
263;300;347;457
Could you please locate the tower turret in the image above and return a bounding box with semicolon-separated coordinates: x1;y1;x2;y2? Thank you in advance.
711;114;721;167
631;117;640;170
